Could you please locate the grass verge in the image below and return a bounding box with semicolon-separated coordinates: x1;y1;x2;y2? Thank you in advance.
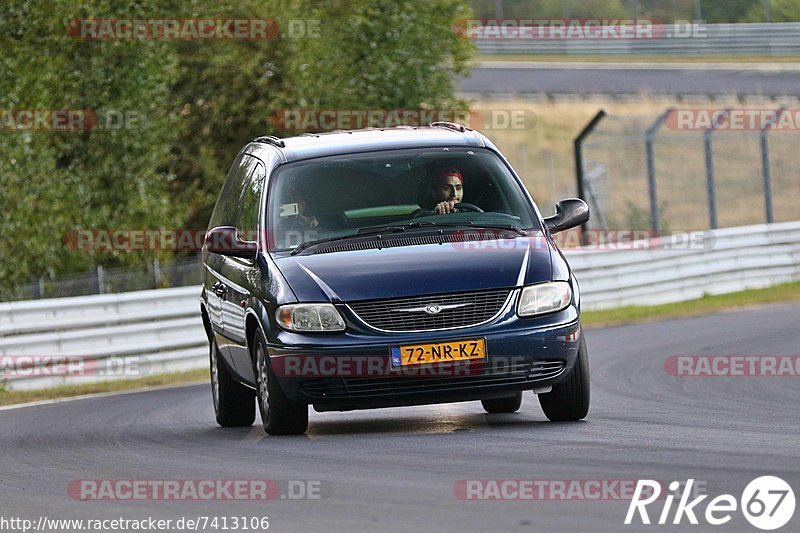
1;282;798;406
0;368;208;407
582;280;800;328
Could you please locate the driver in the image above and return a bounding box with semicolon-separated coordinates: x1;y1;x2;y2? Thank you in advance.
276;182;326;248
430;167;464;214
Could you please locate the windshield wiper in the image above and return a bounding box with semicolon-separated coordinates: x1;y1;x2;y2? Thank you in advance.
291;226;408;255
356;225;409;234
407;222;529;236
289;222;527;255
465;224;528;236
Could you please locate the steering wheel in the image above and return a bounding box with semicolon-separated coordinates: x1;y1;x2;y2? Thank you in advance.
454;202;484;213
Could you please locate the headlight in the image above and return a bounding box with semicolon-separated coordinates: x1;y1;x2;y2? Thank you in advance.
276;303;346;332
517;282;572;317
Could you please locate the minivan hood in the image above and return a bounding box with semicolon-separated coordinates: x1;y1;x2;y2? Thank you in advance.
273;237;553;302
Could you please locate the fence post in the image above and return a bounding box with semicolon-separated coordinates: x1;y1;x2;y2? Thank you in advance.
574;110;606;245
703;129;718;230
760;107;784;224
97;265;105;295
703;108;732;230
645;108;674;236
31;276;43;299
153;258;161;287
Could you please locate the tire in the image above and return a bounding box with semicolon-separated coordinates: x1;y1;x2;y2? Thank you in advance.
481;392;523;413
253;334;309;435
209;337;255;427
538;334;590;422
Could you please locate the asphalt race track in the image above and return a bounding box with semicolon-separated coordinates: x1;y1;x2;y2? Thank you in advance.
2;302;799;532
460;63;800;97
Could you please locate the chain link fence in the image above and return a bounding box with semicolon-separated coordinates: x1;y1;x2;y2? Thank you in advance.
579;109;800;233
2;256;202;303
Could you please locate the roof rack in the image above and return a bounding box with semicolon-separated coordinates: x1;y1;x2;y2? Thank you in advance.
429;121;467;132
252;135;286;148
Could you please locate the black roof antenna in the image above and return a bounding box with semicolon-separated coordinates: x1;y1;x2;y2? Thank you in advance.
253;135;286;148
429;121;467;132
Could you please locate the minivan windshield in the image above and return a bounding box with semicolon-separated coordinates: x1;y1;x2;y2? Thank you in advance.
267;147;539;252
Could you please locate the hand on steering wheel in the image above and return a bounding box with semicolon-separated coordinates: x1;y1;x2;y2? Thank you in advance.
452;202;484;213
422;202;485;215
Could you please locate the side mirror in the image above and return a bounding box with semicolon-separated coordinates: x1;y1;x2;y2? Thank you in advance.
543;198;590;234
205;226;258;259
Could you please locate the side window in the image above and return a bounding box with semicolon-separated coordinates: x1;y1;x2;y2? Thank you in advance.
208;154;248;229
237;161;266;239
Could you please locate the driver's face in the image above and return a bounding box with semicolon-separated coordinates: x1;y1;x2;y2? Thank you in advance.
434;175;463;203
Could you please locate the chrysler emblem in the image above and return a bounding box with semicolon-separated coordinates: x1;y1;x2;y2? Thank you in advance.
392;302;471;314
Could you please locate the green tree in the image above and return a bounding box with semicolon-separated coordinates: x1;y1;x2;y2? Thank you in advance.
744;0;800;21
1;0;476;298
700;0;760;22
171;0;476;229
0;0;182;296
470;0;635;19
167;0;292;230
282;0;474;110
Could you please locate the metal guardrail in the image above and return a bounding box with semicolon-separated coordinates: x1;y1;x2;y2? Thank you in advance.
568;221;800;309
475;23;800;56
2;221;799;391
0;286;207;391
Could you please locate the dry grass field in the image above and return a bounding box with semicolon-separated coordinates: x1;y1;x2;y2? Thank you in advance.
472;97;799;230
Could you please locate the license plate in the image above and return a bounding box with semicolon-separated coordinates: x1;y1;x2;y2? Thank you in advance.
391;339;486;367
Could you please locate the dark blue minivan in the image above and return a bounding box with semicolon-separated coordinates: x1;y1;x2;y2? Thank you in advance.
200;123;590;435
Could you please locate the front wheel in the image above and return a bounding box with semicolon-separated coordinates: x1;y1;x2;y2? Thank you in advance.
253;334;309;435
210;337;255;427
481;392;522;413
538;334;590;421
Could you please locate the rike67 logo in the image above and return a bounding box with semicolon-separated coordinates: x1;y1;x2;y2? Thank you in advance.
625;477;795;530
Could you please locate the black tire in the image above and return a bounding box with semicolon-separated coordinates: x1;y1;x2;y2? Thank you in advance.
481;392;523;413
210;337;255;427
539;334;590;422
253;334;309;435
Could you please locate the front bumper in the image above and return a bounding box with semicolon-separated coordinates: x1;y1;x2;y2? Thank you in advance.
267;305;582;411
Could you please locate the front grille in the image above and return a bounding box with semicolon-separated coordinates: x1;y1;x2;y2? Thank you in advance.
348;289;512;332
299;359;565;399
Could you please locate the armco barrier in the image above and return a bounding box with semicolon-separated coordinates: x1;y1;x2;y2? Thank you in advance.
475;23;800;56
568;222;800;309
0;286;207;391
1;222;798;391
